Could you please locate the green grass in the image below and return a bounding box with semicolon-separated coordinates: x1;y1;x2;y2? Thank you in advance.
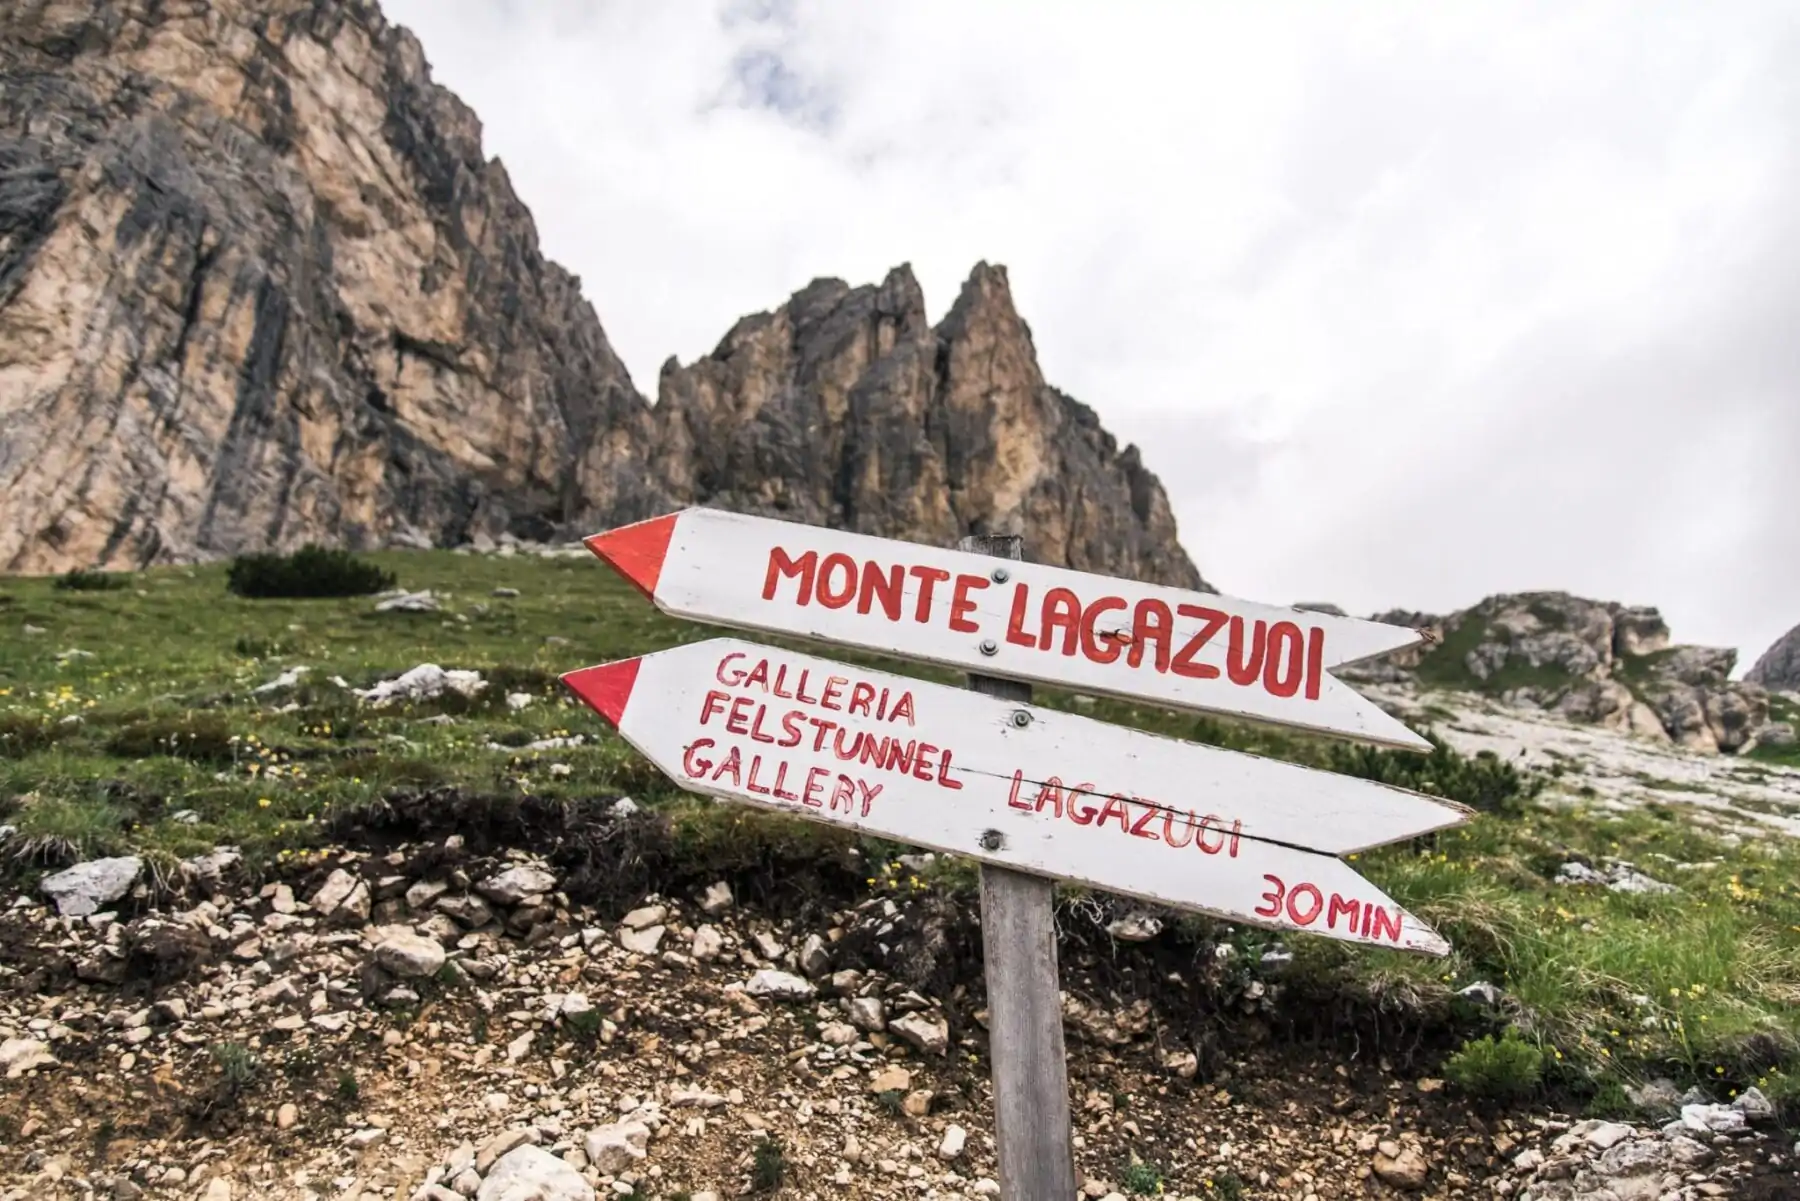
1;551;1797;1110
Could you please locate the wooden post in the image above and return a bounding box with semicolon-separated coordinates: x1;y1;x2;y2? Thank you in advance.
959;533;1078;1201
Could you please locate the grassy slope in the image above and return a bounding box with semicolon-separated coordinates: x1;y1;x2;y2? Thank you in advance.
1;552;1797;1111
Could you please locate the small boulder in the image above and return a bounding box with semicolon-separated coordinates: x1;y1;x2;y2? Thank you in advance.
477;1144;594;1201
582;1120;650;1174
745;969;815;1001
478;865;557;905
40;856;142;917
1;1038;57;1078
1372;1145;1429;1191
889;1012;950;1055
1105;912;1162;942
848;996;886;1032
690;925;724;961
699;880;733;914
374;932;447;978
619;925;665;955
798;933;832;977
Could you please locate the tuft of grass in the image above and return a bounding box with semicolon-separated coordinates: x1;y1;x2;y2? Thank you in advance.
226;545;396;599
1445;1029;1544;1100
1205;1171;1246;1200
7;793;129;863
336;1069;359;1102
1119;1159;1164;1196
751;1138;787;1192
210;1041;260;1095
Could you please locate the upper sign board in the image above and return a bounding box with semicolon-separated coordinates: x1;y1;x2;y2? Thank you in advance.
563;637;1464;954
585;508;1431;751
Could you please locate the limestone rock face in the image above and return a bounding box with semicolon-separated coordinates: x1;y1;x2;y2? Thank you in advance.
0;0;1203;592
1350;593;1768;754
638;264;1205;590
1747;623;1800;692
0;0;666;572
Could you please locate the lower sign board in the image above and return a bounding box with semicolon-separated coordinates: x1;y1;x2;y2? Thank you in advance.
563;638;1464;955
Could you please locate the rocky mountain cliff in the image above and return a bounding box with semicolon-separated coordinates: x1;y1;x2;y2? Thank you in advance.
0;0;1202;591
1343;592;1789;756
1747;623;1800;693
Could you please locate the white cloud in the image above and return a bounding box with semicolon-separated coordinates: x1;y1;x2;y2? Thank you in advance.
383;0;1800;670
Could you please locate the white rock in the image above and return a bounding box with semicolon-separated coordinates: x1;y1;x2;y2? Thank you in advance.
374;932;447;978
1582;1121;1635;1150
848;996;886;1032
253;666;309;695
583;1120;651;1174
406;879;449;910
477;1144;595;1201
1105;912;1163;942
745;969;815;1001
478;865;557;905
890;1012;950;1055
1731;1086;1774;1122
618;925;665;955
699;881;733;914
310;869;370;921
621;904;666;930
40;857;142;917
1681;1103;1748;1134
938;1125;967;1161
506;692;536;711
1;1037;57;1078
374;590;442;614
690;925;724;961
820;1022;859;1047
356;663;485;706
798;933;831;977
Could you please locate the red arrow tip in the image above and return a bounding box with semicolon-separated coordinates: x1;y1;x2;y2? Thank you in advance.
561;659;643;727
584;512;679;599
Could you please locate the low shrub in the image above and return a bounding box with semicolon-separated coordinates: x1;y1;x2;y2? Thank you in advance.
226;545;395;599
0;715;63;759
105;714;236;762
54;568;129;592
1326;735;1543;816
1445;1028;1544;1099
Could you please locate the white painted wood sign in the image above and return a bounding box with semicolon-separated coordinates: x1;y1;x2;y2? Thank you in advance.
563;637;1464;954
584;508;1431;752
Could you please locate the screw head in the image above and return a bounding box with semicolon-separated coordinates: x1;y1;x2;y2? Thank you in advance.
978;829;1004;851
1010;710;1031;728
978;638;998;656
991;567;1010;584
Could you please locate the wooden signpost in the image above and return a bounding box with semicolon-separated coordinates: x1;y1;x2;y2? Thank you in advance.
581;507;1433;751
563;510;1463;1200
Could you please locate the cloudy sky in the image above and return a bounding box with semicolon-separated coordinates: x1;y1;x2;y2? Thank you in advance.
383;0;1799;671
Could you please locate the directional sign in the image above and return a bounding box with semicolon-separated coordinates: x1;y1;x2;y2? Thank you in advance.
584;508;1431;752
563;637;1465;954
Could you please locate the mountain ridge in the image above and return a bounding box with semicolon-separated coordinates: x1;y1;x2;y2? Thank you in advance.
0;0;1202;593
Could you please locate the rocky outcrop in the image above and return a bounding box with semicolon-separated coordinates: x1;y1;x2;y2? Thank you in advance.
639;264;1205;590
1347;592;1770;754
0;0;1202;590
1746;623;1800;692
